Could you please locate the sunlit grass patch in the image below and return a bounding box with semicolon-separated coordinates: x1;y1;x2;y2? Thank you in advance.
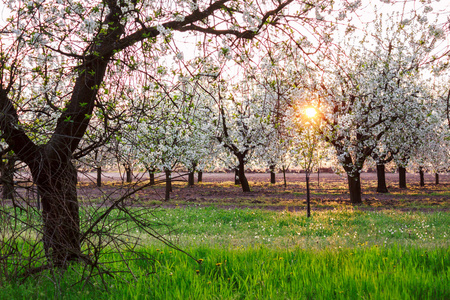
141;207;449;250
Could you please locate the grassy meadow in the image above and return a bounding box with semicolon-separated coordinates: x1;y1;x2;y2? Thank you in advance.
1;203;449;299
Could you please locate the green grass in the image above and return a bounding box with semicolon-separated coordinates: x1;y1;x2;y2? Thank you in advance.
2;245;449;299
1;207;449;299
153;206;449;249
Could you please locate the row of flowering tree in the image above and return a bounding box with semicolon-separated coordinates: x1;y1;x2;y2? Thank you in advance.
108;8;450;202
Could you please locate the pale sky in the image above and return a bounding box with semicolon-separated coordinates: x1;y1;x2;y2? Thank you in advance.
0;1;449;54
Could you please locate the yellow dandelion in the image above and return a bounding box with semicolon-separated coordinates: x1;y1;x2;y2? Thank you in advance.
216;263;222;266
196;270;200;274
197;259;204;264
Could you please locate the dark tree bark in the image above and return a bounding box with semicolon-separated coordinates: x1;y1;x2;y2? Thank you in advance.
164;169;172;201
435;173;439;185
148;168;155;185
188;171;195;186
306;172;311;217
30;157;80;267
125;165;132;183
317;167;320;189
376;163;388;193
96;166;102;187
238;158;250;192
347;173;362;204
398;166;407;189
94;150;101;187
419;167;425;187
197;171;203;183
269;164;276;184
282;166;287;188
188;162;197;187
234;169;240;185
1;156;15;200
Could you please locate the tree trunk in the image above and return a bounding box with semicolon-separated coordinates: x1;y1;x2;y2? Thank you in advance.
94;150;101;187
197;171;203;183
96;166;101;187
31;158;80;267
165;169;172;201
347;173;362;204
435;173;439;185
398;166;407;189
188;171;195;186
234;169;240;185
125;165;132;183
419;167;425;187
376;163;388;193
148;168;155;185
282;166;287;188
306;172;311;217
238;160;250;192
269;164;276;184
317;167;320;189
1;156;15;200
188;162;197;187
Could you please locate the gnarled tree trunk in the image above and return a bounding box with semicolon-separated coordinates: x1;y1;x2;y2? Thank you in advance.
30;156;80;267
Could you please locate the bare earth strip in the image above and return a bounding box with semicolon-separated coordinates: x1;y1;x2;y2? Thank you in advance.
68;171;450;213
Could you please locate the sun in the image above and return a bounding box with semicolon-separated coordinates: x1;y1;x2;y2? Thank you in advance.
305;107;317;119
